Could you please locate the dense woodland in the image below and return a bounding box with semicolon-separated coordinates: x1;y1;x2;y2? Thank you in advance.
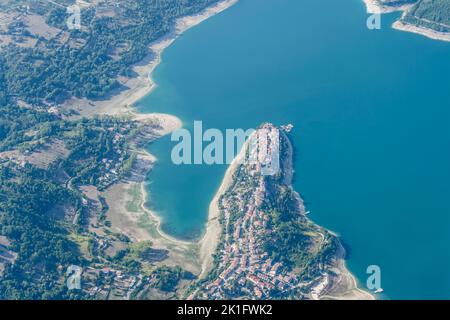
404;0;450;32
262;172;339;281
0;164;86;299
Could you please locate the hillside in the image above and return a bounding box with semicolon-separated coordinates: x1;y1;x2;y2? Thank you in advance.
402;0;450;33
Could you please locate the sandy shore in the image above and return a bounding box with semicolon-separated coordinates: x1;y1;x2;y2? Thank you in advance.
323;240;375;300
64;0;239;119
133;112;182;136
198;133;248;278
393;20;450;42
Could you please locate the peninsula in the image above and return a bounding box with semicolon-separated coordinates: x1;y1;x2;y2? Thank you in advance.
195;124;373;300
363;0;450;42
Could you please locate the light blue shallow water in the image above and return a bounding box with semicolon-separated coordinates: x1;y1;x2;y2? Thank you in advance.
136;0;450;299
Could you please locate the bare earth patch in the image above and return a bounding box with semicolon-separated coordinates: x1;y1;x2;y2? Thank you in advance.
0;138;69;169
24;14;61;40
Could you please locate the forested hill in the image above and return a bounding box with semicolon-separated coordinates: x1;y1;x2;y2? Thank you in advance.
402;0;450;33
373;0;450;34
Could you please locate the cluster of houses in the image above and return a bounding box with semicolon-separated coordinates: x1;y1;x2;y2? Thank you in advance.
196;131;303;299
96;125;132;190
82;266;142;300
194;125;332;300
198;181;301;299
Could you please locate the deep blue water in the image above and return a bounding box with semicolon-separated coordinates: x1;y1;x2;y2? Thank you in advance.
136;0;450;299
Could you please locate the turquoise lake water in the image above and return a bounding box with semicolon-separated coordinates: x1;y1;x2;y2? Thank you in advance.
136;0;450;299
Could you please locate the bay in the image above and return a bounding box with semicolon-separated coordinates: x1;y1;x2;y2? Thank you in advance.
136;0;450;299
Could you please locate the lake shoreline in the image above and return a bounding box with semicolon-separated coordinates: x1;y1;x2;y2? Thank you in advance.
392;20;450;43
74;0;241;275
362;0;413;14
86;0;374;297
129;0;242;262
104;0;373;298
362;0;450;42
63;0;240;119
